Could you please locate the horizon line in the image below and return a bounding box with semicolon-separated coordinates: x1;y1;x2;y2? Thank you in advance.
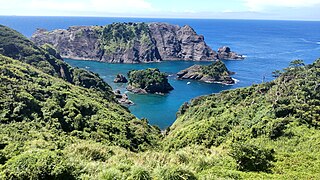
1;15;319;22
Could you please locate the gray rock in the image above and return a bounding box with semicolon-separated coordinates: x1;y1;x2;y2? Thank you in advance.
126;85;148;94
217;46;244;60
113;89;134;105
148;23;218;61
31;23;223;63
32;27;103;61
114;74;128;83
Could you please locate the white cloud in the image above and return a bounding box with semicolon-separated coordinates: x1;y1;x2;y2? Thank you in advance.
0;0;155;15
245;0;320;11
91;0;154;13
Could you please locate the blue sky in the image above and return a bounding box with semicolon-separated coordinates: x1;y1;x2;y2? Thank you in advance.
0;0;319;20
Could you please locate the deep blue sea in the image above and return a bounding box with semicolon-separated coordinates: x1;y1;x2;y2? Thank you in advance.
1;16;319;129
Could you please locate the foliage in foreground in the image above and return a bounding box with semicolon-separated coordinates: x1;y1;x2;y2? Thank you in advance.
1;24;320;179
1;57;319;179
0;55;161;152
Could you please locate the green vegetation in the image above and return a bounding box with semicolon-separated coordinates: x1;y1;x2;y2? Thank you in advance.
0;25;113;96
1;24;320;179
164;59;320;178
201;60;231;78
127;68;174;93
100;23;153;54
0;55;161;150
178;60;234;84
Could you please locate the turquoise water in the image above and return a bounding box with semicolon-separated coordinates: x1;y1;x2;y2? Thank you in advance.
65;59;234;129
1;16;320;129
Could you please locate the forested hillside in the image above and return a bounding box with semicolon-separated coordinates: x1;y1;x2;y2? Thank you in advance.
0;25;319;179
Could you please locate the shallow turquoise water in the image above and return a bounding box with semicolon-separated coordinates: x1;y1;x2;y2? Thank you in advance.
65;59;235;129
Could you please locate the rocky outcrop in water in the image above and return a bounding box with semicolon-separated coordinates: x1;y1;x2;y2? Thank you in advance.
113;89;134;106
31;23;243;63
114;74;128;83
217;46;244;60
127;68;174;94
177;60;235;84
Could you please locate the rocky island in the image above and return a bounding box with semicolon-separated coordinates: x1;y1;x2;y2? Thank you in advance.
177;60;235;84
31;22;243;63
126;68;174;94
218;46;244;60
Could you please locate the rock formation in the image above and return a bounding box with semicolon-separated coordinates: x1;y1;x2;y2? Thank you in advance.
177;60;235;84
127;68;174;94
217;46;244;60
114;74;128;83
113;89;134;105
31;23;243;63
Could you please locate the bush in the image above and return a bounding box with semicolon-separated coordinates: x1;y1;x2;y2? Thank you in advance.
1;149;75;179
156;166;196;180
130;166;151;180
229;142;275;172
100;168;123;180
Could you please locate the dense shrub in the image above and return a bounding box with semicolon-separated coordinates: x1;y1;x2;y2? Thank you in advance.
0;150;75;180
230;142;275;172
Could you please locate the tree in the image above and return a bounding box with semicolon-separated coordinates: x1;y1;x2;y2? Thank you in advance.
289;59;305;68
272;70;282;78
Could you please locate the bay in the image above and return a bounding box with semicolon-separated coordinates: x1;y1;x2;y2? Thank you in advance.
1;16;319;128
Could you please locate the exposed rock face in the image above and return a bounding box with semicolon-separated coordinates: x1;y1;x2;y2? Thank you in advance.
31;23;243;63
32;26;103;61
127;68;174;94
177;60;235;84
148;23;218;61
114;74;128;83
217;46;244;60
113;89;134;106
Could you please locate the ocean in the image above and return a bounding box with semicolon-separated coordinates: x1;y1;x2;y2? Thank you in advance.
1;16;319;129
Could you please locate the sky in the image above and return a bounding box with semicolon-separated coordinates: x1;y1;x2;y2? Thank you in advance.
0;0;319;20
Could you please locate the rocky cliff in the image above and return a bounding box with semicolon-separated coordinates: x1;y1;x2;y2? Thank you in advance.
31;22;242;63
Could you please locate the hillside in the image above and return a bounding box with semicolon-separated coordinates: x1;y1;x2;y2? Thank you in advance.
0;25;113;96
31;22;243;63
163;58;320;178
1;25;320;179
1;57;318;179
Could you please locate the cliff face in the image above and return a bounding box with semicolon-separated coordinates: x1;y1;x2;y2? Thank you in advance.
32;26;103;61
148;23;218;61
31;23;235;63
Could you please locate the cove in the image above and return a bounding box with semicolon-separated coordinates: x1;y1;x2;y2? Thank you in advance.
65;59;237;129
